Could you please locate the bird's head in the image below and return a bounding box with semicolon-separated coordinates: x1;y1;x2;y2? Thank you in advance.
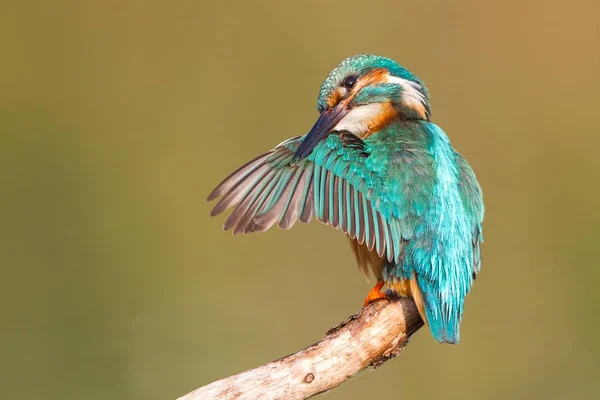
295;54;431;158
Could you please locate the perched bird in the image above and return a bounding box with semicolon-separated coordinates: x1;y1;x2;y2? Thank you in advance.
207;54;484;344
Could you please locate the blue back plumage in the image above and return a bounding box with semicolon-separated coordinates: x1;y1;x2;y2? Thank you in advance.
376;123;484;343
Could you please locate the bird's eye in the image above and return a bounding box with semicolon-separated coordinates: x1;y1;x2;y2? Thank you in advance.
343;75;358;89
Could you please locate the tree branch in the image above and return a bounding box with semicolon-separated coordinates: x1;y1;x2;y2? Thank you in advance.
177;297;424;400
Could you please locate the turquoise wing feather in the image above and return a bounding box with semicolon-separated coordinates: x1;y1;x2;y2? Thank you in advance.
207;132;415;262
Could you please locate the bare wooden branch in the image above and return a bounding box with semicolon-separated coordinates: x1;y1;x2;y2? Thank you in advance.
177;297;424;400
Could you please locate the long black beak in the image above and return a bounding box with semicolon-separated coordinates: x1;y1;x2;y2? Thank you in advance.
294;104;348;159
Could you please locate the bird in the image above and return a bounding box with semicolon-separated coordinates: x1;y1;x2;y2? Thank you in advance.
207;54;484;344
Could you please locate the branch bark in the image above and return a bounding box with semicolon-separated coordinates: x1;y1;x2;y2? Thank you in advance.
177;297;424;400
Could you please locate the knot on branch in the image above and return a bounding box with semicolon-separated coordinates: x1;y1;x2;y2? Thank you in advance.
303;373;315;384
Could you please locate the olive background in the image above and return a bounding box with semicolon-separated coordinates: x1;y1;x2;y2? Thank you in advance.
1;1;599;399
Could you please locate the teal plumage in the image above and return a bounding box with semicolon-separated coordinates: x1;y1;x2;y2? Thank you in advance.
208;54;484;344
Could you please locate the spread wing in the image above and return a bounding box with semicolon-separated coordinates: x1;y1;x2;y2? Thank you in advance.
207;133;412;263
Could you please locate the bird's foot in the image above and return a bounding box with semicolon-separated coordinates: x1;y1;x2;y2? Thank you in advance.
362;280;387;307
326;281;392;335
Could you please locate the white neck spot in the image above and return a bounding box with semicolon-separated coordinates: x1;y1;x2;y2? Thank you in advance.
386;76;428;118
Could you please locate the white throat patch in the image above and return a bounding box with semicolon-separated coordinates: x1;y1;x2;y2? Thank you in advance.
333;103;384;136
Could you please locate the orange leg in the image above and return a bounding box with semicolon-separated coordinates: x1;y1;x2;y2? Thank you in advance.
363;280;387;306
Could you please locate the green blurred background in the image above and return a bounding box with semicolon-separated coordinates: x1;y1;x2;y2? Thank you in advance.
1;1;599;399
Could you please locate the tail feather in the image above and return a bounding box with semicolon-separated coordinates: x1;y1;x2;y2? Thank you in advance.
416;275;462;344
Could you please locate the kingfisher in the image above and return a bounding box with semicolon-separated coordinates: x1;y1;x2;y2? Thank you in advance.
207;54;484;344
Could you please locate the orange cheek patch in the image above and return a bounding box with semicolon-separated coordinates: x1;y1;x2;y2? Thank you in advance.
358;69;389;89
363;101;397;138
327;88;343;108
